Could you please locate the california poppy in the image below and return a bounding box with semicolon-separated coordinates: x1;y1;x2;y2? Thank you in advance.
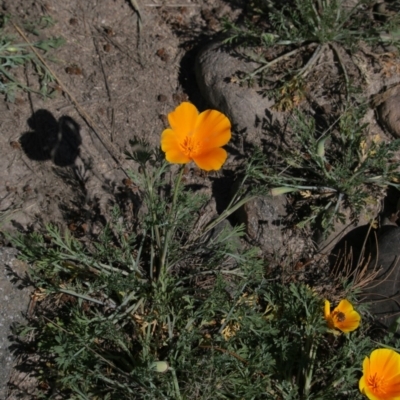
359;348;400;400
161;102;231;171
324;299;360;333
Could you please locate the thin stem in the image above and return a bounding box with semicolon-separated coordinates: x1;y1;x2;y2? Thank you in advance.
144;168;162;250
58;288;105;305
356;219;375;272
160;166;185;275
199;194;258;241
0;65;42;94
310;1;321;27
286;185;337;192
335;0;364;32
297;44;325;79
171;368;183;400
248;45;309;79
109;296;144;323
303;338;318;397
324;192;344;238
218;283;247;334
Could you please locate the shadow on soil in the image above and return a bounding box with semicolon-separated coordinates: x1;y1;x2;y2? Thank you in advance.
20;109;82;167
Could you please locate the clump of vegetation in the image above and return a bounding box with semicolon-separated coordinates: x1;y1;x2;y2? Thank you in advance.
10;127;400;398
223;0;400;108
254;103;400;233
0;14;64;101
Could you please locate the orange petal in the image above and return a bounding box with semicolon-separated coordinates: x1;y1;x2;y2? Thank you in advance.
193;109;231;151
362;350;400;400
361;386;387;400
336;308;361;333
167;102;199;141
336;299;355;314
386;374;400;398
331;299;360;332
336;318;360;332
370;349;400;380
324;300;331;320
161;128;191;164
359;356;384;400
161;128;179;151
193;147;228;171
165;149;191;164
359;356;369;394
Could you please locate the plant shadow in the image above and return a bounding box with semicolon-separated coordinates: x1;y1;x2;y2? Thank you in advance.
20;109;82;167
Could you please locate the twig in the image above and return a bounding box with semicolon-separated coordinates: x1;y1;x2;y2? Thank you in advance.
92;36;115;142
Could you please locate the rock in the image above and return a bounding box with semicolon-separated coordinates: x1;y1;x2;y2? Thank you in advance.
236;195;305;257
0;247;31;399
195;41;275;139
316;208;375;256
362;225;400;329
376;85;400;138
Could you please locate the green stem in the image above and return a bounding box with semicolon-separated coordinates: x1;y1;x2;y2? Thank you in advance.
159;166;185;276
303;338;317;397
283;185;337;193
57;288;105;305
144;168;162;250
325;192;344;231
335;0;364;33
171;368;183;400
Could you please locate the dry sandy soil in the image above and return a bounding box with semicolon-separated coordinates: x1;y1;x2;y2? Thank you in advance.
0;0;240;237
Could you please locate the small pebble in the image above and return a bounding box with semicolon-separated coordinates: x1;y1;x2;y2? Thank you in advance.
156;48;169;62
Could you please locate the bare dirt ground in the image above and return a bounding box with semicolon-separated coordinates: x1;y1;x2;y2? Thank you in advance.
0;0;239;237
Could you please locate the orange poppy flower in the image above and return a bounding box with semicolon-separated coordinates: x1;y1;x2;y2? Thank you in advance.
324;299;360;333
359;348;400;400
161;102;231;171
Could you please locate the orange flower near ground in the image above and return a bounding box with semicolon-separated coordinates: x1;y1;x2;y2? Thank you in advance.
324;299;360;333
161;102;231;171
359;348;400;400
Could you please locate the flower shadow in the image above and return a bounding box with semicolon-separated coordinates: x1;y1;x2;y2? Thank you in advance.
20;109;82;167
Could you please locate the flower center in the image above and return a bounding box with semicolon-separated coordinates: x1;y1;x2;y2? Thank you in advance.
180;136;201;158
333;311;346;323
368;373;387;395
